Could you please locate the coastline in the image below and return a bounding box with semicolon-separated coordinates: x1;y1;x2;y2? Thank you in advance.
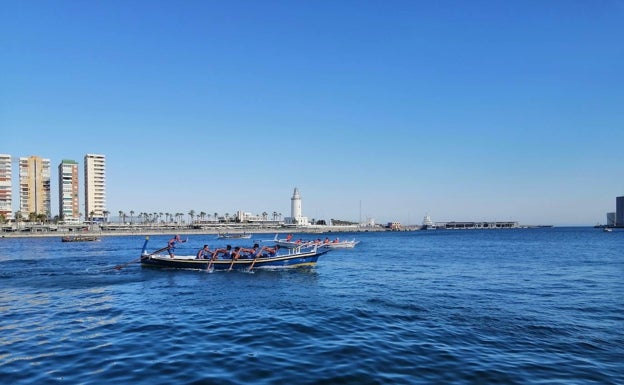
0;225;389;239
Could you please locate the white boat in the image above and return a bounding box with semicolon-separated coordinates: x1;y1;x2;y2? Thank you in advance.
272;234;359;249
217;232;252;239
321;240;360;249
603;227;613;232
421;215;436;230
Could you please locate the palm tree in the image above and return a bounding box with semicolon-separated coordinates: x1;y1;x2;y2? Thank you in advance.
262;212;268;221
214;212;218;223
188;210;195;224
89;211;95;223
130;210;135;224
272;211;277;221
118;211;123;224
103;210;110;223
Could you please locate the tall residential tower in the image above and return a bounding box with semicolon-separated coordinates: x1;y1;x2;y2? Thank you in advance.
58;159;80;223
616;196;624;227
84;154;106;222
0;154;12;220
19;155;51;219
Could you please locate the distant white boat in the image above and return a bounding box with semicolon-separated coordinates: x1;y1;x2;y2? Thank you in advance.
217;232;252;239
421;215;436;230
603;227;613;232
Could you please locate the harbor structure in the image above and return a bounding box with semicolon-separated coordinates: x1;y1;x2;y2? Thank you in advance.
84;154;106;222
19;155;51;219
434;221;519;229
285;187;309;226
0;154;12;220
58;159;80;223
616;196;624;227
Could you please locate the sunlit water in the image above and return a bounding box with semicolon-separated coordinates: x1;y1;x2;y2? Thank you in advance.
1;228;623;384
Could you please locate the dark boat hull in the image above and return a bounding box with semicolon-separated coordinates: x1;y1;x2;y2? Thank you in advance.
61;236;100;242
140;249;329;271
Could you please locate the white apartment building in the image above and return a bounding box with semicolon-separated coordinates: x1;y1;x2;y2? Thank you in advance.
0;154;12;220
84;154;106;221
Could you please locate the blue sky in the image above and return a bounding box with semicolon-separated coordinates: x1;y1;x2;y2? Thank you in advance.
2;1;623;226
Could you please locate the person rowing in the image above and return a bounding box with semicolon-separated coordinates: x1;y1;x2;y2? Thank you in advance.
236;243;261;259
261;244;280;257
196;244;212;260
211;244;233;260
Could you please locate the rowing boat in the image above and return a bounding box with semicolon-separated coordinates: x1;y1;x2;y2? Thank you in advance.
61;235;100;242
272;234;359;249
216;232;252;239
139;239;330;271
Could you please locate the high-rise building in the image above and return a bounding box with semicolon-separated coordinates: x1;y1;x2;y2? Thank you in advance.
606;212;616;227
19;155;51;219
84;154;106;222
0;154;12;220
58;159;80;223
616;196;624;227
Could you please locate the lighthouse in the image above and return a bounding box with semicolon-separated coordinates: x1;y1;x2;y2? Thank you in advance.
291;187;302;219
286;187;309;226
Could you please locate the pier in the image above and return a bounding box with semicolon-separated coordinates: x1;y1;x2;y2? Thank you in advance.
435;221;519;230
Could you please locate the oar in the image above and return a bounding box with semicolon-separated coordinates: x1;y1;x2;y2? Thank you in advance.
113;245;169;270
228;248;242;271
207;254;217;271
247;248;263;272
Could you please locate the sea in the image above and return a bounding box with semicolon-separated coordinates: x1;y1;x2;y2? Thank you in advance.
1;227;622;385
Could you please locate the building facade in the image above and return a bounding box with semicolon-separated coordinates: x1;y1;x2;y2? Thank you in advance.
606;212;616;227
58;159;80;223
616;196;624;227
19;155;51;219
84;154;106;222
0;154;12;220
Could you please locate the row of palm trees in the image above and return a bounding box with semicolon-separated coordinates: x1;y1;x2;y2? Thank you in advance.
104;210;284;225
2;210;285;225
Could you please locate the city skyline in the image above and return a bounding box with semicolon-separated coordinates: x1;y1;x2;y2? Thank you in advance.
2;2;623;226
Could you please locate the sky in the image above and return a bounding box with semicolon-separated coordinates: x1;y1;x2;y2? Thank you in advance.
1;0;623;226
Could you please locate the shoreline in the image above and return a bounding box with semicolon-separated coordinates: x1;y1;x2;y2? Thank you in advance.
0;225;390;239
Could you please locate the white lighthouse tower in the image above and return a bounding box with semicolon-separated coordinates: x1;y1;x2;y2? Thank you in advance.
286;187;309;226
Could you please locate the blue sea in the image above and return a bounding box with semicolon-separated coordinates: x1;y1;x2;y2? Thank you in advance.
1;227;622;384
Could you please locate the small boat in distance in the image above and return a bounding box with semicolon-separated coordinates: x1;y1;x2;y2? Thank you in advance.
61;235;100;242
321;239;360;249
421;215;436;230
272;234;359;249
603;227;613;232
217;232;252;239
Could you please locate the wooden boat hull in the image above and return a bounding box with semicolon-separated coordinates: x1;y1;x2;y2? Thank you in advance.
140;248;329;271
